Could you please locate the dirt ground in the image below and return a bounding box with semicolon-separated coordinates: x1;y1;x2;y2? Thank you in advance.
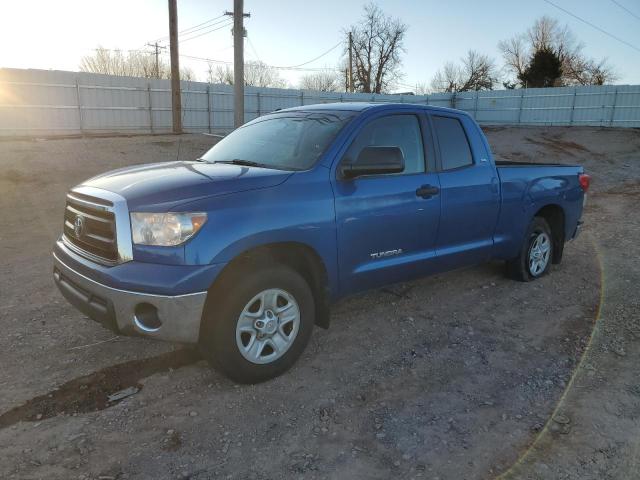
0;125;638;480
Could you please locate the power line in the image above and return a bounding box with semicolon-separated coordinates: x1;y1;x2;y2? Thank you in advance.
396;82;418;90
175;51;340;72
94;47;147;54
179;20;233;43
151;14;227;43
242;37;343;69
176;14;226;35
90;47;340;73
171;52;231;65
247;36;261;62
542;0;640;53
93;46;338;72
274;41;343;69
610;0;640;22
176;16;232;39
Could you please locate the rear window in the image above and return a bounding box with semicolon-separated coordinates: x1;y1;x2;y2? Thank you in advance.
432;116;473;170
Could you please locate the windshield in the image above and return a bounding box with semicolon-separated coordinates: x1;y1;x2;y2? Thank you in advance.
200;111;354;170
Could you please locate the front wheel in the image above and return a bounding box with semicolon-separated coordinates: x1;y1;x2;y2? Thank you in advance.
507;217;554;282
199;265;315;384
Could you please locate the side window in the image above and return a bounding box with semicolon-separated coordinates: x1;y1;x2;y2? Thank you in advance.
345;115;425;175
432;116;473;170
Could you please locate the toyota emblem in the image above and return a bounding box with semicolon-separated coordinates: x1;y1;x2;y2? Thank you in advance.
73;215;85;237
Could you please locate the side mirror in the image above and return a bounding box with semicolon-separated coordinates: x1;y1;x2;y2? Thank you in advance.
340;146;405;179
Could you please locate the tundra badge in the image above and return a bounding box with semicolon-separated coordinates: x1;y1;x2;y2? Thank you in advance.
370;248;403;259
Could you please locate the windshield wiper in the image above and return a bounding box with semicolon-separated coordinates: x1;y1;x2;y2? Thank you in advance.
201;158;296;171
214;159;272;168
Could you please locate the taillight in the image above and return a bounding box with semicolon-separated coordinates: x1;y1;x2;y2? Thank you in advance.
579;173;590;192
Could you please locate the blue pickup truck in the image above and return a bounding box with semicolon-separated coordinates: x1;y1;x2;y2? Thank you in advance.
53;103;589;383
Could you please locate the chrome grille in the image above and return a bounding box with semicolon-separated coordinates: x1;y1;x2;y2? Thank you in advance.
63;191;118;263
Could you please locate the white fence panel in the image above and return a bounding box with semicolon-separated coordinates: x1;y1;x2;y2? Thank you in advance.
1;67;640;137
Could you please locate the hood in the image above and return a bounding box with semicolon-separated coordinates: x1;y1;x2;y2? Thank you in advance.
81;161;293;210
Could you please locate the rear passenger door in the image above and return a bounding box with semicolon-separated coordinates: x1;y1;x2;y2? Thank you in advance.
430;113;500;268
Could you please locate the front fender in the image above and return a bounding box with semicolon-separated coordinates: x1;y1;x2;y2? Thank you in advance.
181;168;340;297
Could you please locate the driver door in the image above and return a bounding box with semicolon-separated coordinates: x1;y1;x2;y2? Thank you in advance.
332;112;441;295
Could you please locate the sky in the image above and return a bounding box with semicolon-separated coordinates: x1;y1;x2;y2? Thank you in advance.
1;0;639;90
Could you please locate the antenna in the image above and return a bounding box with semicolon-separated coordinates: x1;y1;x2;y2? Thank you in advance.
175;137;182;162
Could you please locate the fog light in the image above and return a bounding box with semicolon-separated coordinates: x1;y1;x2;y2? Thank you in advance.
134;303;161;331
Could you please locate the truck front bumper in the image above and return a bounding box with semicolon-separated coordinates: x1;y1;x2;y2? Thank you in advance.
53;251;209;344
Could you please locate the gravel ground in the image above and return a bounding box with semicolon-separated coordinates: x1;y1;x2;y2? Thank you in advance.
0;126;638;479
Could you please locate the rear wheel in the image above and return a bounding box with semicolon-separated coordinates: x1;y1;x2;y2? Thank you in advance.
199;264;314;384
507;217;554;282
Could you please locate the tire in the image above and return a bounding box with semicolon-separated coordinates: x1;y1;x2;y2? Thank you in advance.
199;264;315;384
507;217;554;282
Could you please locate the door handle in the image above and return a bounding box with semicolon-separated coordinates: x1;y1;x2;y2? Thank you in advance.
416;184;440;198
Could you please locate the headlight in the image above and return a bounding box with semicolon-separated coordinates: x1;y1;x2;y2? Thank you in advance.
130;212;207;246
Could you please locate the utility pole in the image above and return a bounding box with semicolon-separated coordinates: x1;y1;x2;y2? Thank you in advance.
168;0;182;133
225;0;250;129
348;31;354;93
146;42;166;78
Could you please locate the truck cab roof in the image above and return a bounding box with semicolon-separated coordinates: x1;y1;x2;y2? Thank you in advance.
278;102;468;117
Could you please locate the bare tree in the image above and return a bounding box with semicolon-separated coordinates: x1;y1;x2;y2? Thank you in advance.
498;36;527;81
430;51;498;93
80;46;194;80
208;61;286;88
458;51;498;91
563;57;617;86
528;15;568;52
170;66;195;81
208;64;234;84
245;61;287;88
206;63;216;84
499;16;617;87
413;82;430;95
80;47;139;77
431;62;461;93
299;71;341;92
347;3;407;93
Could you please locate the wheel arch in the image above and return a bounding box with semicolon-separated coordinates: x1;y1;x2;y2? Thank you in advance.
533;203;565;264
206;241;332;331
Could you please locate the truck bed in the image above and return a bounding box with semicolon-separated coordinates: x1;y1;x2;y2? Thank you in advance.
495;160;574;167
